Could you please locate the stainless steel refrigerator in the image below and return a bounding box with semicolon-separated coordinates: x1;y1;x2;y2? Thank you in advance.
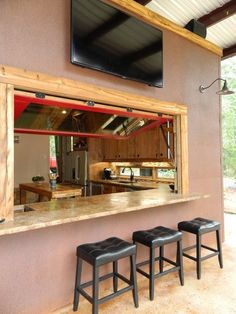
63;150;88;188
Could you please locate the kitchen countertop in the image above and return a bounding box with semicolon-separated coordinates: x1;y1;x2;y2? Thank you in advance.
90;179;171;190
19;183;82;203
0;189;208;237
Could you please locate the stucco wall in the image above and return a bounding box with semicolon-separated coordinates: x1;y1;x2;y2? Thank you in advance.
0;0;223;313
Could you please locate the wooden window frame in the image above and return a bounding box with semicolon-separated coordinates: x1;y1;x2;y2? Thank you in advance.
0;65;188;221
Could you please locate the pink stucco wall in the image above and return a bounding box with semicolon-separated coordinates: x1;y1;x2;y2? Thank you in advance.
0;0;223;313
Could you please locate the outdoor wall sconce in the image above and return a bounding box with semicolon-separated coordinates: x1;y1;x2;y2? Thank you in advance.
199;78;234;95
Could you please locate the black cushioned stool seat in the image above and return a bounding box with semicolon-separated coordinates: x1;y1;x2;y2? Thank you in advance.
133;226;184;301
73;237;138;314
178;217;223;279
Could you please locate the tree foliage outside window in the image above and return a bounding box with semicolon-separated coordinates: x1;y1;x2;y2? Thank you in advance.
49;136;56;157
221;56;236;178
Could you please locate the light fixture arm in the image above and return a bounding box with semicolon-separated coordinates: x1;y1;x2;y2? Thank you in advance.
199;78;226;93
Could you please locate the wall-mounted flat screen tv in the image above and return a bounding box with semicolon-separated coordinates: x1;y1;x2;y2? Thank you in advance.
71;0;163;87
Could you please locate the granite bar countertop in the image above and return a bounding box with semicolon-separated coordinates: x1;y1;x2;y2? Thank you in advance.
0;189;208;237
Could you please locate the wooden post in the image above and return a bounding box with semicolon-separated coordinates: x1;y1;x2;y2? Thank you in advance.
0;83;14;221
176;114;189;194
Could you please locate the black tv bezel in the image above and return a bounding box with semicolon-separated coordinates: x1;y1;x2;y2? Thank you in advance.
70;0;163;88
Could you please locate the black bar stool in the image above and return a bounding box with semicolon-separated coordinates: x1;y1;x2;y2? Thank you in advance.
132;226;184;301
178;217;223;279
73;237;138;314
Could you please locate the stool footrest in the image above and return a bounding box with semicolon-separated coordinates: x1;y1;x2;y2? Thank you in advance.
183;252;197;261
162;257;177;267
115;272;132;286
99;285;133;305
136;265;180;279
201;252;219;261
155;266;180;278
77;287;93;303
80;273;113;289
136;256;180;280
136;256;160;268
183;244;196;252
183;244;218;253
183;251;219;262
183;243;220;262
136;267;150;279
201;244;218;252
76;271;133;305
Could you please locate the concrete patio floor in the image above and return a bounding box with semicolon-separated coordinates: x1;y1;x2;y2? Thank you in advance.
57;213;236;314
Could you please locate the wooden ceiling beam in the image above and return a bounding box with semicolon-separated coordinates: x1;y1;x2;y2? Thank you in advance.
83;0;151;44
120;40;162;64
198;0;236;27
103;0;222;56
83;12;128;44
135;0;152;5
222;43;236;59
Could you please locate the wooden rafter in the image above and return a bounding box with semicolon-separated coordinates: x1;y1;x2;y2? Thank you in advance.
119;40;162;65
102;0;222;56
135;0;152;5
198;0;236;27
223;43;236;59
83;0;151;44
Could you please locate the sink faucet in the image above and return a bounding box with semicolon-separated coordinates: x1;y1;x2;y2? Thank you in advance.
122;167;134;182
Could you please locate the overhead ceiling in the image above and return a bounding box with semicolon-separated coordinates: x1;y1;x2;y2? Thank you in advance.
138;0;236;59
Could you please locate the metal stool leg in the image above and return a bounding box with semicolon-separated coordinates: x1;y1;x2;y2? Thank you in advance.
73;257;82;311
113;261;118;292
159;246;164;273
196;234;201;280
177;240;184;285
130;254;139;308
92;266;99;314
149;247;155;301
216;229;223;268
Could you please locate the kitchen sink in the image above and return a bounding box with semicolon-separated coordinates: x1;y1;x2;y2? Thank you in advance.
116;180;137;184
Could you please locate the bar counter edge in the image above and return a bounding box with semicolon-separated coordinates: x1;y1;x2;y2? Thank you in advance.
0;189;209;237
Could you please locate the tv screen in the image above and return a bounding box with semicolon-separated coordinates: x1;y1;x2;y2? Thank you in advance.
71;0;163;87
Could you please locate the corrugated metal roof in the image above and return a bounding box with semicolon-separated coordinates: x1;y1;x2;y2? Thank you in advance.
147;0;236;49
207;15;236;48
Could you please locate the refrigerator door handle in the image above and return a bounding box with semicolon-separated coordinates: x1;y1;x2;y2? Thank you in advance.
75;155;80;181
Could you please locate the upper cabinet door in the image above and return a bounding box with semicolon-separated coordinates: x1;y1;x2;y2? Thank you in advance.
135;128;159;159
102;125;174;162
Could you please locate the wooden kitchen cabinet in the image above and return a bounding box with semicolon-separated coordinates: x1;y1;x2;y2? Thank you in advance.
102;137;136;160
114;185;126;193
135;128;159;159
102;124;174;161
117;139;129;159
102;184;114;194
118;137;136;159
102;138;118;160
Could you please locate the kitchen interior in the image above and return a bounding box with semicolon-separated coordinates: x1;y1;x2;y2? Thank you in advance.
14;92;176;206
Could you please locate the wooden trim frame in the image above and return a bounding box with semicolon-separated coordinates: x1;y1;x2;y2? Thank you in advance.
0;65;185;115
0;65;189;221
0;83;14;222
102;0;222;57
